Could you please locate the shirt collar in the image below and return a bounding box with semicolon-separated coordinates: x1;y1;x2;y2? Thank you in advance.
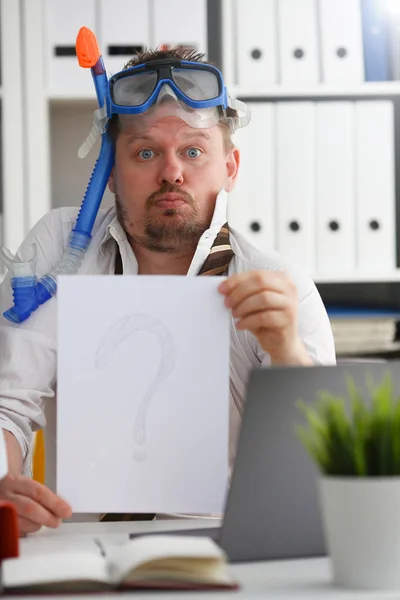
187;188;228;275
99;209;127;257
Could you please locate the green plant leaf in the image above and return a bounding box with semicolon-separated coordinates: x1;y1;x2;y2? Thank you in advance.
393;401;400;474
295;373;400;477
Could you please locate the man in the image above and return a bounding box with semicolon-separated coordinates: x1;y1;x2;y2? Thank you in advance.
0;47;336;535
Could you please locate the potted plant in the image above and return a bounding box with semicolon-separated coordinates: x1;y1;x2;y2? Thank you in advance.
296;372;400;590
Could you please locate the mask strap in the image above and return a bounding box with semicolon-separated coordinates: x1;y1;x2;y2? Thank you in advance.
224;96;251;131
78;102;109;159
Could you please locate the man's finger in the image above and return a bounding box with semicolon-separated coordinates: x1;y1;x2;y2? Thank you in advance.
231;290;288;318
236;309;288;332
222;276;288;310
18;515;42;535
9;491;63;528
219;270;288;296
11;477;72;518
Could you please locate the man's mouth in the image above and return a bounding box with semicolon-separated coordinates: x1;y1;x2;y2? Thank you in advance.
154;193;189;209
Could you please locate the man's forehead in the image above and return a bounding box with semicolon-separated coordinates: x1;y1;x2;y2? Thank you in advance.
122;118;214;146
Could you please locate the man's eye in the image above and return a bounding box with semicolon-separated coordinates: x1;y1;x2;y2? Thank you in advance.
185;147;202;159
138;149;155;160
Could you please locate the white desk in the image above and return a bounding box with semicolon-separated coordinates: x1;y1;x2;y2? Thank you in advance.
14;518;400;599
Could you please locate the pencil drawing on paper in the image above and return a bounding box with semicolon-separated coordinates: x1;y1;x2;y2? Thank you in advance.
95;313;175;461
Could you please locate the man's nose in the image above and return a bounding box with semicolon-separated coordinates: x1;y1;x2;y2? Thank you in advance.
158;153;184;186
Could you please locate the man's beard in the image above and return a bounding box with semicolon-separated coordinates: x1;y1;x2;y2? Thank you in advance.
115;184;209;253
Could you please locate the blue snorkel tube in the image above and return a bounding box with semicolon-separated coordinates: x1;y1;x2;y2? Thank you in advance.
0;28;113;323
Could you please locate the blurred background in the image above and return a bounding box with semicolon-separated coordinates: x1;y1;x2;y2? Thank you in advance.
2;0;400;358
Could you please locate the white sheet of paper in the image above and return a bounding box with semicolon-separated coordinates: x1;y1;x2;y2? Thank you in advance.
57;275;230;514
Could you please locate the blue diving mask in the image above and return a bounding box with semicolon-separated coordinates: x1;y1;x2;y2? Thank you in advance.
109;59;227;112
80;57;250;157
108;59;250;128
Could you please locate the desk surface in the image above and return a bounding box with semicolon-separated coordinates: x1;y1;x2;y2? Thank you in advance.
15;518;400;600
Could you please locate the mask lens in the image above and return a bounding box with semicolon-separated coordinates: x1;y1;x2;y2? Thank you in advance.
171;69;219;101
112;72;158;106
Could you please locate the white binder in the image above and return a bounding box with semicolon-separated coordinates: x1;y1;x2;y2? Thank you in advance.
275;102;316;272
235;0;277;89
355;101;396;272
319;0;364;84
315;102;356;274
389;12;400;80
228;103;275;252
277;0;320;85
99;0;150;76
43;0;96;96
152;0;207;55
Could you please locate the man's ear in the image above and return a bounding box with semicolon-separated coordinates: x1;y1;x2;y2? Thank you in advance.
108;166;116;194
225;146;240;193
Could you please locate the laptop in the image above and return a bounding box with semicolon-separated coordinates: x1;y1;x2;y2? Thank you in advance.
130;361;400;562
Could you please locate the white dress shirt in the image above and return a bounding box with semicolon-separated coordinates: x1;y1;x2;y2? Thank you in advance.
0;190;336;508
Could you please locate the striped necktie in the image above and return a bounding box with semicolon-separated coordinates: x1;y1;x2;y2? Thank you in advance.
102;222;234;522
197;223;234;276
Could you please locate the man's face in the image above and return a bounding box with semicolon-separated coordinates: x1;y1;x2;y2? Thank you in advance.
108;116;239;252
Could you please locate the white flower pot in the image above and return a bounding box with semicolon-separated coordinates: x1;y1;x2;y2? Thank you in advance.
320;477;400;590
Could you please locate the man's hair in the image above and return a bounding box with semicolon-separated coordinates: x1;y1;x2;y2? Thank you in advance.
107;46;237;152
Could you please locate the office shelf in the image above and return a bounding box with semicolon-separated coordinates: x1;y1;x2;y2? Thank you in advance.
48;93;97;104
313;271;400;284
231;82;400;99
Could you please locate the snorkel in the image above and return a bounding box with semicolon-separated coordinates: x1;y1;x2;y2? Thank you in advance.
0;29;250;324
0;28;113;323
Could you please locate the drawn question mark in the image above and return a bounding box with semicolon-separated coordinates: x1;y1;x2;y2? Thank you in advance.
95;314;175;461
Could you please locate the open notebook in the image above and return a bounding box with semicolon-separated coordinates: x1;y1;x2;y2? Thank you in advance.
0;535;238;593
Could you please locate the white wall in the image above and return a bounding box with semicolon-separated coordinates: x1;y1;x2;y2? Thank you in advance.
50;102;114;211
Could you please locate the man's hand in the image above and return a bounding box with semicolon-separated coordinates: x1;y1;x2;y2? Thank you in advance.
219;270;313;366
0;474;72;535
1;430;72;535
